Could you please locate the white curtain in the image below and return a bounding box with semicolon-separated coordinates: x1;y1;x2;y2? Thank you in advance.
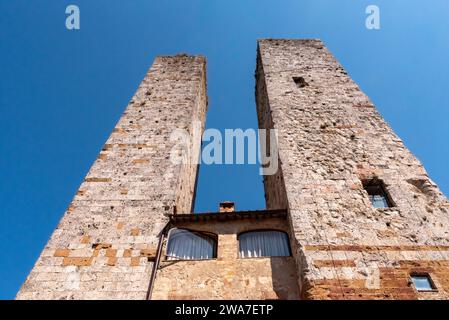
166;229;216;260
239;230;290;258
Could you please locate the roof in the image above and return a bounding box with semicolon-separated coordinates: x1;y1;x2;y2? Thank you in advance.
168;209;287;223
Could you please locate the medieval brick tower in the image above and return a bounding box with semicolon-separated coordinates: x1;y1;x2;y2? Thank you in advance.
17;40;449;300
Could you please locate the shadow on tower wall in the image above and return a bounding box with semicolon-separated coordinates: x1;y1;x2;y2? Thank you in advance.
270;256;301;300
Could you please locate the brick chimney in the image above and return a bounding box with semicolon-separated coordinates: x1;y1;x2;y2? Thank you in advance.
219;201;235;213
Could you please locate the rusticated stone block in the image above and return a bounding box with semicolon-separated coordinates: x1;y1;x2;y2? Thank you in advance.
62;257;93;267
54;249;70;258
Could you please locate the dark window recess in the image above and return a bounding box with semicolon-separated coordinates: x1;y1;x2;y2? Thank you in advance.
166;228;217;260
362;178;394;208
293;76;308;88
411;274;436;291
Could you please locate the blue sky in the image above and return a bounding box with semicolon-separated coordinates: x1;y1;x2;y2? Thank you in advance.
0;0;448;299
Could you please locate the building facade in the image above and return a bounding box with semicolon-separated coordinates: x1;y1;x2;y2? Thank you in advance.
256;39;449;299
17;40;449;300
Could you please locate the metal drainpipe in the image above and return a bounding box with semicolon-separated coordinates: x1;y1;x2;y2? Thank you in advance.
146;221;170;300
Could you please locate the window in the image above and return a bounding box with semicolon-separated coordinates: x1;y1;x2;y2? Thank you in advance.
292;76;308;88
238;230;291;258
370;194;389;208
166;228;217;260
362;178;394;208
411;274;436;291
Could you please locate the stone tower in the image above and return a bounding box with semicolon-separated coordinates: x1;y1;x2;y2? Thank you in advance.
17;40;449;300
256;39;449;299
16;55;207;299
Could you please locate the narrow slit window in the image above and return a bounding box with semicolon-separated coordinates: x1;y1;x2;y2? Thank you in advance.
362;178;394;208
411;274;436;291
238;230;291;258
166;228;217;260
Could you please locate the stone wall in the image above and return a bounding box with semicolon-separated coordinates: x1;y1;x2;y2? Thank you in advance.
152;216;300;300
16;55;207;300
256;39;449;299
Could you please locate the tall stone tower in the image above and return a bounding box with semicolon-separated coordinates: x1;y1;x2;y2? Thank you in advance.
256;39;449;299
17;55;207;299
17;40;449;300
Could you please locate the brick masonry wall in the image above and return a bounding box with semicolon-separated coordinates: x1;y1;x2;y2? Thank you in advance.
16;55;207;300
256;39;449;299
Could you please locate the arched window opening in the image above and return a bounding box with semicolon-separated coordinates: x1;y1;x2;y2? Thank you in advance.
238;230;291;258
166;228;217;260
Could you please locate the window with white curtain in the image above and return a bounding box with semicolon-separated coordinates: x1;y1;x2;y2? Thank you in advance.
166;228;217;260
238;230;291;258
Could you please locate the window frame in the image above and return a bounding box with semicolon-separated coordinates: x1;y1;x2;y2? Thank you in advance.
410;273;438;292
237;229;292;259
165;228;218;261
362;178;395;208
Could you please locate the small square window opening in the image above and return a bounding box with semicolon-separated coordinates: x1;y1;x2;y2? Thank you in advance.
411;274;436;291
362;178;394;208
293;76;308;88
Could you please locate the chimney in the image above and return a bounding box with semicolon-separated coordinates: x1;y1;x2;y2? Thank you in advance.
219;201;235;213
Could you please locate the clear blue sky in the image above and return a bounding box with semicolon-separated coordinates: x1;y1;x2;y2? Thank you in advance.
1;0;448;299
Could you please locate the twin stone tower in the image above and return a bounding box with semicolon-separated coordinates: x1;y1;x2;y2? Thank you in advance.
17;39;449;300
